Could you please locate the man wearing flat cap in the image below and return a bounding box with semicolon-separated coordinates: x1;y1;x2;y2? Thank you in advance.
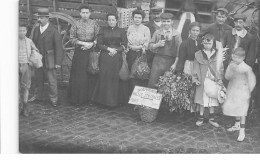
145;7;163;68
200;8;232;46
223;13;257;68
145;7;163;36
31;8;64;107
148;13;182;88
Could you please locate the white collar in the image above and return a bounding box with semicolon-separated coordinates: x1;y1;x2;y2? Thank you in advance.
154;21;162;27
40;23;49;34
203;49;216;59
232;28;247;38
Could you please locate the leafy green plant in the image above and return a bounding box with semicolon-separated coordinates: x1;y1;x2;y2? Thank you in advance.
156;70;195;113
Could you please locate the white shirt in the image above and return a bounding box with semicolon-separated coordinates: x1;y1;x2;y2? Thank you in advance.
40;23;49;34
235;30;244;37
154;21;162;27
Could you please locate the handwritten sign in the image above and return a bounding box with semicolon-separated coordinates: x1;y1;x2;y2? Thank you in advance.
128;86;163;110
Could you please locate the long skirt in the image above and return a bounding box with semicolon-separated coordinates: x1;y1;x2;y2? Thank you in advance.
92;51;129;107
68;47;97;105
126;50;148;95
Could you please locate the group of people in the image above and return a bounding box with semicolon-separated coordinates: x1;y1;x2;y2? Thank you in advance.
19;4;258;142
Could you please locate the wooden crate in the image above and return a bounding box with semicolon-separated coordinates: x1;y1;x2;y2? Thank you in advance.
19;0;117;27
117;7;136;28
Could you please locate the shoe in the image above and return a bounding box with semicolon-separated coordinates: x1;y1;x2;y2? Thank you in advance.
27;94;37;102
227;124;240;132
209;119;220;128
22;103;29;117
51;101;58;107
237;128;245;142
196;118;204;126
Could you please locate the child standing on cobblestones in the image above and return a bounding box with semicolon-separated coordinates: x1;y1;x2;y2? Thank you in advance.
19;23;39;116
222;47;256;142
192;34;224;127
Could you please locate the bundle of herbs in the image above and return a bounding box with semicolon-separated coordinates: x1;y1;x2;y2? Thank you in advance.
156;70;195;113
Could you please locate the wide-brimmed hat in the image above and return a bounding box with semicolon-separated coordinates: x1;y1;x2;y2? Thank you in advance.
35;8;50;17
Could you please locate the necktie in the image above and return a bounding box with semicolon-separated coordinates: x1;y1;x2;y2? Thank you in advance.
234;35;241;49
219;25;224;45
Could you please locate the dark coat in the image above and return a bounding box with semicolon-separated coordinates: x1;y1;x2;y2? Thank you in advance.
223;29;257;67
32;23;64;69
200;23;232;45
145;21;161;38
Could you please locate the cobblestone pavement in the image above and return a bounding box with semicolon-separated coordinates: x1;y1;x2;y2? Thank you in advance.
19;87;260;153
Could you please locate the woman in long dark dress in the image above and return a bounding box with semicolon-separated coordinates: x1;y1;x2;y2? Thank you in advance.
68;4;100;105
92;13;129;108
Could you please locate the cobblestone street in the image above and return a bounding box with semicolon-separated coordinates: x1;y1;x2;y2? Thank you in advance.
19;87;260;153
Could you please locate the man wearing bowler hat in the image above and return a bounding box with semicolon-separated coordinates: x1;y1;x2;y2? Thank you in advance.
31;8;63;107
148;13;182;89
145;7;163;36
145;7;163;68
223;13;257;69
201;8;232;46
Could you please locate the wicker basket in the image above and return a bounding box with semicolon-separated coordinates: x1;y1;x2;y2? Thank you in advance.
139;106;158;123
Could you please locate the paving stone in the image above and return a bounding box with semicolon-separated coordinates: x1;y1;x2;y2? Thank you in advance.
145;136;158;143
159;138;171;145
177;130;189;135
196;141;209;149
207;146;220;153
254;147;260;153
178;136;193;143
60;131;74;136
197;148;209;153
174;146;186;153
19;87;260;153
216;138;230;144
128;129;141;136
154;132;166;139
171;139;183;146
240;144;254;151
188;131;201;138
185;147;198;153
166;133;179;140
139;131;153;138
117;134;130;140
129;135;143;142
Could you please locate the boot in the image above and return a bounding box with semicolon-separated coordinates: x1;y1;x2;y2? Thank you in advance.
227;121;240;132
22;102;29;117
237;128;245;142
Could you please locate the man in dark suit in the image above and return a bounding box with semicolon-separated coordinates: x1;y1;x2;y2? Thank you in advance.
201;8;232;46
31;8;63;107
145;7;162;68
223;14;257;69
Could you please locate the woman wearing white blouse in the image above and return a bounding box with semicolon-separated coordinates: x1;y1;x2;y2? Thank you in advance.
126;7;151;94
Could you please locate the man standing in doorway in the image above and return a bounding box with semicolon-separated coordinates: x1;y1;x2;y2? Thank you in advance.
145;7;163;68
201;8;232;46
31;8;63;107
